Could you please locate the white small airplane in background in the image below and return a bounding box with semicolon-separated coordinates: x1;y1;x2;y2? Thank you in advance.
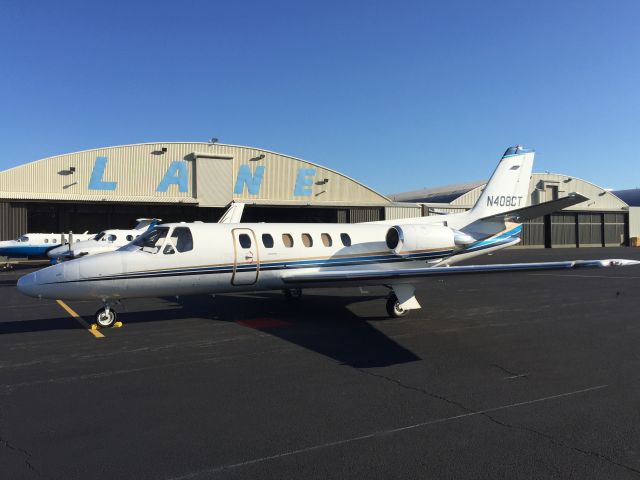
18;146;640;327
47;219;161;260
46;203;245;261
0;231;94;258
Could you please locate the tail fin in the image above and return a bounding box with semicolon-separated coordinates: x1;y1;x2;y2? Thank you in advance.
134;218;162;231
468;146;534;219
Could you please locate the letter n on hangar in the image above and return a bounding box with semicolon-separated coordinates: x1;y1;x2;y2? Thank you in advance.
186;152;234;207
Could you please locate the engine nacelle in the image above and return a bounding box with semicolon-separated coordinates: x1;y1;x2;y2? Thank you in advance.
385;224;476;255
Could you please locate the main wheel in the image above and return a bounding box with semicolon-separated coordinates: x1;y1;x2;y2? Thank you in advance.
95;307;117;328
386;294;408;318
283;288;302;300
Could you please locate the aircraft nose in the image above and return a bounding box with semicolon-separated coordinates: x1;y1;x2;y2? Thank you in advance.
17;271;39;297
47;245;65;258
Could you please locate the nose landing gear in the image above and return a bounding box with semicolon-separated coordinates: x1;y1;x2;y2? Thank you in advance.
95;305;118;328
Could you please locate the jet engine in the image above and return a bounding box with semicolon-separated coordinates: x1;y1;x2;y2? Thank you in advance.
385;224;476;255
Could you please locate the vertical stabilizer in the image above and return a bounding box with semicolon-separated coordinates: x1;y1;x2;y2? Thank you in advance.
468;146;535;220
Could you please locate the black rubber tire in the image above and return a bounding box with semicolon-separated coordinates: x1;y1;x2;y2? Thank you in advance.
95;307;117;328
386;294;408;318
283;288;302;300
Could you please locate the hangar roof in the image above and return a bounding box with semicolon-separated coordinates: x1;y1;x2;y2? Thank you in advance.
0;142;391;207
613;189;640;207
389;180;486;203
393;173;629;212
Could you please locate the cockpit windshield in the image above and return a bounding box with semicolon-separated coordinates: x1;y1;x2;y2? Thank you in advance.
94;232;106;241
132;227;169;252
17;236;29;242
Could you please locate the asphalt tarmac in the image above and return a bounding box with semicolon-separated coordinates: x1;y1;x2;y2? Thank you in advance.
1;247;640;479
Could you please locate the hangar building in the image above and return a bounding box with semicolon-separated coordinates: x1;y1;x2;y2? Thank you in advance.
391;173;638;248
0;142;420;240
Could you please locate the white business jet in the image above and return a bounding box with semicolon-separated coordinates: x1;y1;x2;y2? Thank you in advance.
0;231;94;258
47;219;161;260
17;146;639;327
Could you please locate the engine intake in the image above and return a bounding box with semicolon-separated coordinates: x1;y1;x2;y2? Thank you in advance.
386;224;476;255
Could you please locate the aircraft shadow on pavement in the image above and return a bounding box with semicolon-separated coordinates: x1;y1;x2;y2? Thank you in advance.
0;316;86;335
160;292;421;368
0;292;420;368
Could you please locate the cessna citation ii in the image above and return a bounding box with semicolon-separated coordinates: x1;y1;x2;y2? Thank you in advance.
17;146;639;327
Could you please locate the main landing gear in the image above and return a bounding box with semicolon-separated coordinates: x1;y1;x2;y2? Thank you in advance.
386;294;408;318
283;288;302;299
385;284;421;318
95;305;118;328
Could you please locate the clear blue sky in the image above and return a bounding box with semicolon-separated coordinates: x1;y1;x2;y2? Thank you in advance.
1;0;639;193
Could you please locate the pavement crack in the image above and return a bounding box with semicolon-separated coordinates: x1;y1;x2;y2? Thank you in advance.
490;363;520;377
479;413;640;476
353;368;476;414
0;435;43;477
354;368;640;477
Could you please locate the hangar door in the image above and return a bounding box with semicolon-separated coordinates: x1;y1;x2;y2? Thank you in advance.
578;214;603;247
195;156;233;207
520;216;545;247
604;213;626;246
551;213;577;248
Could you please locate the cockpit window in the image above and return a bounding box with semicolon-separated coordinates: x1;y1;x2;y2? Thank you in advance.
18;236;29;242
94;232;105;241
170;227;193;253
132;227;169;252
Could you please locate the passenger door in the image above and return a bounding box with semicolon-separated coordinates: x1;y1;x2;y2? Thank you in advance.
231;228;259;285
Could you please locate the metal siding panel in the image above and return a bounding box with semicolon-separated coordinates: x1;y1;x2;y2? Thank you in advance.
603;213;626;246
519;216;545;246
196;158;233;207
578;213;603;246
0;202;27;241
349;208;382;223
384;206;422;220
551;213;577;247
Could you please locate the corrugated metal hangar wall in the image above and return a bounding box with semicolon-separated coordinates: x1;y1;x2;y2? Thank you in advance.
0;142;420;240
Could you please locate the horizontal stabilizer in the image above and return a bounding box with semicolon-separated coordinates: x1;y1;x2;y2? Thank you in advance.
480;193;589;223
282;258;639;285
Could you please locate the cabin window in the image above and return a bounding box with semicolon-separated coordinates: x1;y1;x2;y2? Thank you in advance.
321;233;332;247
301;233;313;247
126;235;133;241
282;233;294;248
108;234;117;242
238;233;252;248
340;233;352;247
171;227;193;252
262;234;274;248
44;239;48;243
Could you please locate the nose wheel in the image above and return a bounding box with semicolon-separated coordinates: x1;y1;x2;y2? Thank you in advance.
95;306;117;328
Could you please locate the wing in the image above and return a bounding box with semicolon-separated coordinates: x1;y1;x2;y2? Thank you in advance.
281;259;639;285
